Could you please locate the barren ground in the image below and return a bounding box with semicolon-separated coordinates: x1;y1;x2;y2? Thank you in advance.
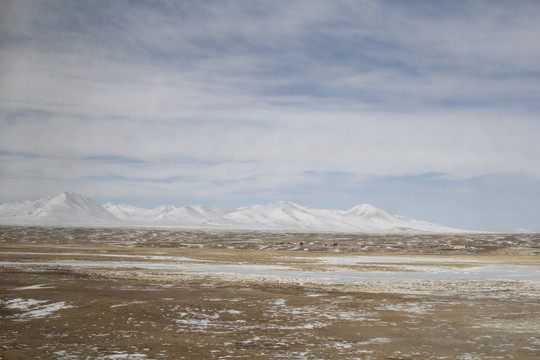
1;226;539;359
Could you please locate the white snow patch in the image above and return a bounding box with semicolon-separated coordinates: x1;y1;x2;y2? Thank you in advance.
12;284;55;290
102;351;148;359
53;350;79;359
358;337;392;345
376;303;432;314
319;256;488;265
3;298;46;311
2;298;74;321
223;309;243;315
110;301;146;308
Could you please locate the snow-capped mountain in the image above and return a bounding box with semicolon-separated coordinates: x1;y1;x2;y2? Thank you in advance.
149;204;232;225
103;203;233;225
0;192;119;224
218;202;462;233
342;204;395;221
103;203;162;222
221;201;320;229
0;192;468;233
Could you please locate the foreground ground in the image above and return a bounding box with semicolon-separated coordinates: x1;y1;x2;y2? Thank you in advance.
0;226;539;359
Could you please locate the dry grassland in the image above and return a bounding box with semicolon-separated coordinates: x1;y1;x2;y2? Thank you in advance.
1;226;539;359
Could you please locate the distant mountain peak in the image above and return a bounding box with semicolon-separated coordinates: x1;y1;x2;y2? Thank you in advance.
269;201;304;209
349;204;377;211
54;191;93;206
345;204;393;219
2;191;118;223
0;192;470;233
63;191;79;198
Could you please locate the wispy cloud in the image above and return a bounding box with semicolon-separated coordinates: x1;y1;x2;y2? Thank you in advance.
1;0;540;231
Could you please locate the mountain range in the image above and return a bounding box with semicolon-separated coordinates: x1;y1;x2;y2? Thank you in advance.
0;192;469;233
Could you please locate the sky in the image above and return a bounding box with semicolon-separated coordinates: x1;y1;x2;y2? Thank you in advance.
1;0;540;232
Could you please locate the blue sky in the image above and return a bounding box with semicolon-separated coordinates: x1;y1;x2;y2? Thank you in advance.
1;0;540;232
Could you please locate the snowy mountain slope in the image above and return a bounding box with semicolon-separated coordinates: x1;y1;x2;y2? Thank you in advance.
151;205;233;225
338;204;461;233
220;202;321;229
0;192;468;233
342;204;395;221
0;192;118;224
217;202;463;233
103;203;233;224
390;214;462;233
219;202;377;231
103;203;162;221
0;200;38;217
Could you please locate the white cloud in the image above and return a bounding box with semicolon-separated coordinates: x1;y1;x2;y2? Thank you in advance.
1;0;540;230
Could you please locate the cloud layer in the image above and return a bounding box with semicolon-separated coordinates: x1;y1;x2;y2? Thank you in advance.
1;0;540;231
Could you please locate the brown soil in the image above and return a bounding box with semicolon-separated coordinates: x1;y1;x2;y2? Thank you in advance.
1;226;539;359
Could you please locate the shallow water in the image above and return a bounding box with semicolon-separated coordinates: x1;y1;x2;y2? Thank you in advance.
2;258;538;283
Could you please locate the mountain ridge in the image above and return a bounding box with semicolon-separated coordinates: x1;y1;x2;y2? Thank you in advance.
0;192;471;233
0;192;119;223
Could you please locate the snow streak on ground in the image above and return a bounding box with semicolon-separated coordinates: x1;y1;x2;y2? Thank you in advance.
1;298;74;321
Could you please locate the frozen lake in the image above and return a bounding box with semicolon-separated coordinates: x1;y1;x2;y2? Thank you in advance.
2;254;538;283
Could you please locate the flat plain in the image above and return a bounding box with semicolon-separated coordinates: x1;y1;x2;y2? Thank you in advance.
1;226;539;359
